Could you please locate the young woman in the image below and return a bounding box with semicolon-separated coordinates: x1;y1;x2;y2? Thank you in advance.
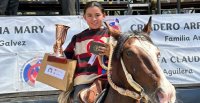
59;1;121;103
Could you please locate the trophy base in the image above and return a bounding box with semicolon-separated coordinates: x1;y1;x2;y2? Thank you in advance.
47;54;67;64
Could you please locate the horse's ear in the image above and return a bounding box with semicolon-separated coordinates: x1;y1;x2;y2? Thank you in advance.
142;16;152;35
104;22;121;40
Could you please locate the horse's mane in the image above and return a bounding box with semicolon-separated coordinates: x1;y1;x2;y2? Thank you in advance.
113;33;129;60
113;31;154;59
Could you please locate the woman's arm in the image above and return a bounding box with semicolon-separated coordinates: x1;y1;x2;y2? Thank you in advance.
63;35;77;59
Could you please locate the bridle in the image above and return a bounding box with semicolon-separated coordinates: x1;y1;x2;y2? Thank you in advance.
98;32;152;101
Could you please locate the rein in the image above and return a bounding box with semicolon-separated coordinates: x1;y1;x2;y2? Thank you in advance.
98;34;148;101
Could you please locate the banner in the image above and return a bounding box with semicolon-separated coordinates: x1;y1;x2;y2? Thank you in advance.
0;16;84;94
0;14;200;94
113;14;200;85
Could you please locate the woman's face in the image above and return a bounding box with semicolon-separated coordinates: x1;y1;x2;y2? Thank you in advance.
83;6;105;29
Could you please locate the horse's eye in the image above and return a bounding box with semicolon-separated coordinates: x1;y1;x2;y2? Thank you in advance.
126;50;133;57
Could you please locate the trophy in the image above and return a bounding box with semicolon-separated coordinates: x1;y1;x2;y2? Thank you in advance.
37;24;77;91
48;24;70;63
53;24;70;57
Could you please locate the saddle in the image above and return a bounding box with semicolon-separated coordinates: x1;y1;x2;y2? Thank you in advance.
78;79;107;103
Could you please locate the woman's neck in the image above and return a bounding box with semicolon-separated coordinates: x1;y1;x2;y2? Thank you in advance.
89;26;105;30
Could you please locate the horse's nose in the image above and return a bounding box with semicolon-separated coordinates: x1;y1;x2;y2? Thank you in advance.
157;88;168;103
156;88;175;103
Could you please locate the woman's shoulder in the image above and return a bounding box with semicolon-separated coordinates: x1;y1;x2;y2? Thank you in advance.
76;28;90;36
75;28;109;37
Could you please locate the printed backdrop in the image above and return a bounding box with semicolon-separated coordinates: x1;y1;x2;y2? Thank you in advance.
0;14;200;94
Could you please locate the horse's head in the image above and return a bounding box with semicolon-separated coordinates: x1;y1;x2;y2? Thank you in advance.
109;17;176;103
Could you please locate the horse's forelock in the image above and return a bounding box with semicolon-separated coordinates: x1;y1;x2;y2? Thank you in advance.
141;32;154;44
133;30;154;44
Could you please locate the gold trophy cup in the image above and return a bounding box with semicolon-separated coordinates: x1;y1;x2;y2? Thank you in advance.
48;24;70;63
53;24;70;57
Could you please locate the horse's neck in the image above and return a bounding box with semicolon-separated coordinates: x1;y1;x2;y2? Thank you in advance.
110;59;133;90
104;87;140;103
104;59;140;103
110;59;125;84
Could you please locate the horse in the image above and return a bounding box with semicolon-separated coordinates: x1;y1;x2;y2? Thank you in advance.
99;16;176;103
58;17;176;103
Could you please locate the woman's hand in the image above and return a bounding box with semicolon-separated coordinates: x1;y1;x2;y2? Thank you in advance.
98;43;110;57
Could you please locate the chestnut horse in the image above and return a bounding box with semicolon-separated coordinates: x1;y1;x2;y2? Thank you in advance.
58;17;176;103
100;17;176;103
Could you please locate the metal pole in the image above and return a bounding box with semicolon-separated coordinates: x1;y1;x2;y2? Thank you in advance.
76;0;80;15
156;0;161;14
148;0;152;14
177;0;181;13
